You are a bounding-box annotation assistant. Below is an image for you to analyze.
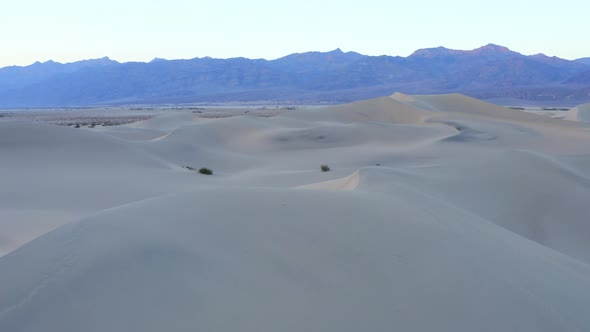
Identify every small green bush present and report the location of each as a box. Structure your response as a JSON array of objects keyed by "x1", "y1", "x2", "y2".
[
  {"x1": 199, "y1": 167, "x2": 213, "y2": 175},
  {"x1": 320, "y1": 164, "x2": 330, "y2": 172}
]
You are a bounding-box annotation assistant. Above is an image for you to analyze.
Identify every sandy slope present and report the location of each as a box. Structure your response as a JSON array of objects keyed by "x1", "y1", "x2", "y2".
[
  {"x1": 559, "y1": 103, "x2": 590, "y2": 123},
  {"x1": 0, "y1": 121, "x2": 206, "y2": 255},
  {"x1": 1, "y1": 93, "x2": 590, "y2": 331}
]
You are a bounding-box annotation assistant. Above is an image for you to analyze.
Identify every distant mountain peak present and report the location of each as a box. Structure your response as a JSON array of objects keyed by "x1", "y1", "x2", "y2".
[
  {"x1": 90, "y1": 56, "x2": 114, "y2": 62},
  {"x1": 275, "y1": 48, "x2": 364, "y2": 63},
  {"x1": 410, "y1": 46, "x2": 460, "y2": 57},
  {"x1": 72, "y1": 57, "x2": 118, "y2": 66},
  {"x1": 28, "y1": 60, "x2": 60, "y2": 68},
  {"x1": 1, "y1": 45, "x2": 589, "y2": 107},
  {"x1": 411, "y1": 44, "x2": 516, "y2": 58},
  {"x1": 473, "y1": 43, "x2": 512, "y2": 54},
  {"x1": 150, "y1": 57, "x2": 168, "y2": 63}
]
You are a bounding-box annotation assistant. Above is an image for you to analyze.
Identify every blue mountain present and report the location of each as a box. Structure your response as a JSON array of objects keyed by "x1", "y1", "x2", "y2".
[{"x1": 0, "y1": 45, "x2": 588, "y2": 107}]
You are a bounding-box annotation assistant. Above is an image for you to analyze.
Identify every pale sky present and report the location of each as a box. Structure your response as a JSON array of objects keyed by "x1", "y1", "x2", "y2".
[{"x1": 0, "y1": 0, "x2": 588, "y2": 67}]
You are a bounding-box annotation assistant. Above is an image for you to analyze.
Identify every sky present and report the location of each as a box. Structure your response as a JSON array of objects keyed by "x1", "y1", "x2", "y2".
[{"x1": 0, "y1": 0, "x2": 588, "y2": 67}]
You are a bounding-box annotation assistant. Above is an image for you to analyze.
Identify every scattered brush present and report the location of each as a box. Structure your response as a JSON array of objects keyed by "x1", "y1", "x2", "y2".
[
  {"x1": 199, "y1": 167, "x2": 213, "y2": 175},
  {"x1": 320, "y1": 164, "x2": 331, "y2": 172},
  {"x1": 183, "y1": 166, "x2": 212, "y2": 175}
]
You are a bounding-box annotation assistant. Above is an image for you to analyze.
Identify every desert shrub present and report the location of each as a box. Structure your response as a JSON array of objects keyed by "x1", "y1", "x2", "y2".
[
  {"x1": 199, "y1": 167, "x2": 213, "y2": 175},
  {"x1": 320, "y1": 164, "x2": 330, "y2": 172}
]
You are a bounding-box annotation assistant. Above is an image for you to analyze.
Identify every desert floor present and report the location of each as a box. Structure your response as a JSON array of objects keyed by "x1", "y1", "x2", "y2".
[{"x1": 1, "y1": 93, "x2": 590, "y2": 331}]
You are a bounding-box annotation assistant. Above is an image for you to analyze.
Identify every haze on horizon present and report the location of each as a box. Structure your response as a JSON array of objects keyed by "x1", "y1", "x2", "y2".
[{"x1": 0, "y1": 0, "x2": 588, "y2": 67}]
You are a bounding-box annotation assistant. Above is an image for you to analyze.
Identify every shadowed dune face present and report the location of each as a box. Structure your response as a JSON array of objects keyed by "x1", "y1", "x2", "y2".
[{"x1": 2, "y1": 93, "x2": 590, "y2": 331}]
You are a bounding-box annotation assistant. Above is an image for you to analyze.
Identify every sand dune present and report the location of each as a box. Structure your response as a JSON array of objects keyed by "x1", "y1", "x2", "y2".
[
  {"x1": 393, "y1": 92, "x2": 553, "y2": 122},
  {"x1": 1, "y1": 93, "x2": 590, "y2": 331},
  {"x1": 559, "y1": 103, "x2": 590, "y2": 123},
  {"x1": 284, "y1": 95, "x2": 434, "y2": 124},
  {"x1": 0, "y1": 121, "x2": 201, "y2": 255}
]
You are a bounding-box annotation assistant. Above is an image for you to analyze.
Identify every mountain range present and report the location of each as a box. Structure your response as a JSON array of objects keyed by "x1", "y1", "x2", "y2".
[{"x1": 1, "y1": 44, "x2": 589, "y2": 107}]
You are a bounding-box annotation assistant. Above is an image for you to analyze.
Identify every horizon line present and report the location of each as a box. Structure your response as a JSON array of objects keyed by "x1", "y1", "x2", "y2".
[{"x1": 3, "y1": 43, "x2": 588, "y2": 69}]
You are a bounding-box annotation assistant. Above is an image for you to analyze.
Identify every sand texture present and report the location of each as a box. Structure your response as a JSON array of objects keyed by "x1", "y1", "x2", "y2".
[{"x1": 1, "y1": 93, "x2": 590, "y2": 331}]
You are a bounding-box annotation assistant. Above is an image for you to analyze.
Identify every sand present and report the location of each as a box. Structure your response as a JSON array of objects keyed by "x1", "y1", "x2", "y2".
[
  {"x1": 558, "y1": 103, "x2": 590, "y2": 122},
  {"x1": 1, "y1": 93, "x2": 590, "y2": 331}
]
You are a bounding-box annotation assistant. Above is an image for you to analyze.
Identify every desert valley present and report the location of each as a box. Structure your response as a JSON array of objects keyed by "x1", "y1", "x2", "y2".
[
  {"x1": 4, "y1": 0, "x2": 590, "y2": 329},
  {"x1": 1, "y1": 92, "x2": 590, "y2": 331}
]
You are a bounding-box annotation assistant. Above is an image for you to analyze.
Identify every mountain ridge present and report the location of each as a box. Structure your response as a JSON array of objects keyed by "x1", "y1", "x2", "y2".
[{"x1": 1, "y1": 44, "x2": 589, "y2": 107}]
